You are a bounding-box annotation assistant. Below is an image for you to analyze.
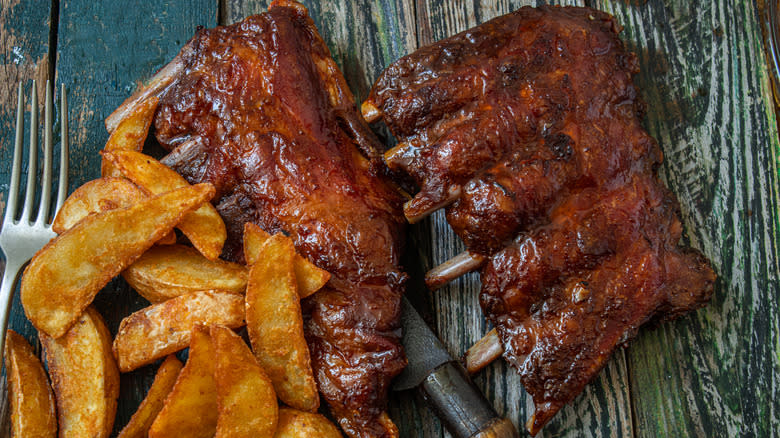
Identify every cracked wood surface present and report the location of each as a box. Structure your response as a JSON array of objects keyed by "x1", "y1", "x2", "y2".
[{"x1": 0, "y1": 0, "x2": 778, "y2": 437}]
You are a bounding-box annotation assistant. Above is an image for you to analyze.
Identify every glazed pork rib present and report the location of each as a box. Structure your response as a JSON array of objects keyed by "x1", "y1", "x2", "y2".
[
  {"x1": 364, "y1": 6, "x2": 715, "y2": 435},
  {"x1": 111, "y1": 2, "x2": 407, "y2": 436}
]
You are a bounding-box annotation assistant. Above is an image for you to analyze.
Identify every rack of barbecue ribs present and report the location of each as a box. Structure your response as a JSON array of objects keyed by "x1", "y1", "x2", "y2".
[
  {"x1": 363, "y1": 5, "x2": 716, "y2": 435},
  {"x1": 107, "y1": 1, "x2": 407, "y2": 436}
]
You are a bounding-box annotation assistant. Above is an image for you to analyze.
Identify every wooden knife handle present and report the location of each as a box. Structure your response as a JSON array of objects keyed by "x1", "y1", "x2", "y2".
[{"x1": 420, "y1": 361, "x2": 519, "y2": 438}]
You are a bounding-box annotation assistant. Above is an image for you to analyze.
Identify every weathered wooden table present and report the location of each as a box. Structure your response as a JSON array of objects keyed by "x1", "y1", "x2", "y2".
[{"x1": 1, "y1": 0, "x2": 778, "y2": 436}]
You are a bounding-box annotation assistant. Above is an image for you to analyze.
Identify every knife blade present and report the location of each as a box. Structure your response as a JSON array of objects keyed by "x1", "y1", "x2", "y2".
[{"x1": 396, "y1": 297, "x2": 519, "y2": 438}]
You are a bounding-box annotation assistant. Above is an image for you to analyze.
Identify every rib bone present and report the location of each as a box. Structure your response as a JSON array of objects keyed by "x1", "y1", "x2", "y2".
[
  {"x1": 425, "y1": 250, "x2": 486, "y2": 290},
  {"x1": 464, "y1": 328, "x2": 503, "y2": 373},
  {"x1": 105, "y1": 41, "x2": 194, "y2": 133}
]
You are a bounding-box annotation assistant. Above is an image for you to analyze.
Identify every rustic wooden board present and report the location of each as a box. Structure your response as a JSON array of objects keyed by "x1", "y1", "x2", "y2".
[
  {"x1": 0, "y1": 0, "x2": 54, "y2": 432},
  {"x1": 588, "y1": 0, "x2": 780, "y2": 436},
  {"x1": 1, "y1": 0, "x2": 778, "y2": 437}
]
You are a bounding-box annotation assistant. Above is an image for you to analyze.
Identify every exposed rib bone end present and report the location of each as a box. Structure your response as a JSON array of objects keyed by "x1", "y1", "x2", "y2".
[
  {"x1": 464, "y1": 328, "x2": 503, "y2": 374},
  {"x1": 361, "y1": 100, "x2": 382, "y2": 123},
  {"x1": 403, "y1": 185, "x2": 462, "y2": 224},
  {"x1": 383, "y1": 141, "x2": 414, "y2": 171},
  {"x1": 526, "y1": 403, "x2": 559, "y2": 436},
  {"x1": 425, "y1": 250, "x2": 486, "y2": 290},
  {"x1": 105, "y1": 41, "x2": 194, "y2": 133}
]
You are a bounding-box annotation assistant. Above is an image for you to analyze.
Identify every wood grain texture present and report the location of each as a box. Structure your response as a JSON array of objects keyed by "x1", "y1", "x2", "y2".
[
  {"x1": 50, "y1": 1, "x2": 216, "y2": 435},
  {"x1": 587, "y1": 1, "x2": 780, "y2": 436},
  {"x1": 0, "y1": 0, "x2": 778, "y2": 437},
  {"x1": 0, "y1": 0, "x2": 54, "y2": 433}
]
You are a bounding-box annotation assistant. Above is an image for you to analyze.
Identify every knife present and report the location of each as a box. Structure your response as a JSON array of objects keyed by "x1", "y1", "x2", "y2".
[{"x1": 396, "y1": 297, "x2": 519, "y2": 438}]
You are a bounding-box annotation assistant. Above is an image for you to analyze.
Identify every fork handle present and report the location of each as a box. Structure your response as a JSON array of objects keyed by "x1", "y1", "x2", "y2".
[{"x1": 0, "y1": 261, "x2": 23, "y2": 363}]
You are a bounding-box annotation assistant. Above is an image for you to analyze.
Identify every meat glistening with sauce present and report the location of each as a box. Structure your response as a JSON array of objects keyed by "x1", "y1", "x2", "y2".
[
  {"x1": 113, "y1": 2, "x2": 408, "y2": 436},
  {"x1": 364, "y1": 6, "x2": 716, "y2": 434}
]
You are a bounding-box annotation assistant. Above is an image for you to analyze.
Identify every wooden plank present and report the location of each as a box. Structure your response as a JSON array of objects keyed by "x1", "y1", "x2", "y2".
[
  {"x1": 0, "y1": 0, "x2": 54, "y2": 431},
  {"x1": 587, "y1": 0, "x2": 780, "y2": 436},
  {"x1": 0, "y1": 0, "x2": 53, "y2": 345},
  {"x1": 414, "y1": 1, "x2": 636, "y2": 437},
  {"x1": 53, "y1": 1, "x2": 216, "y2": 434}
]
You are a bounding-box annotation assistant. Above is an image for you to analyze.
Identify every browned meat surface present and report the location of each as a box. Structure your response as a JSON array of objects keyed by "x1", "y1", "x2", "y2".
[
  {"x1": 365, "y1": 5, "x2": 715, "y2": 435},
  {"x1": 150, "y1": 2, "x2": 407, "y2": 436}
]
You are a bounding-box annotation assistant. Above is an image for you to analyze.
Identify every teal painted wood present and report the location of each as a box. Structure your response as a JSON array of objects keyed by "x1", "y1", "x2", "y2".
[
  {"x1": 51, "y1": 1, "x2": 216, "y2": 434},
  {"x1": 0, "y1": 0, "x2": 53, "y2": 346},
  {"x1": 587, "y1": 0, "x2": 780, "y2": 436},
  {"x1": 0, "y1": 0, "x2": 54, "y2": 430},
  {"x1": 1, "y1": 1, "x2": 778, "y2": 437}
]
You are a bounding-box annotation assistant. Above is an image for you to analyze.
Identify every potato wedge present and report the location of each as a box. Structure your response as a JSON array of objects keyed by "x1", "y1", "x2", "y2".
[
  {"x1": 246, "y1": 233, "x2": 318, "y2": 412},
  {"x1": 101, "y1": 96, "x2": 159, "y2": 177},
  {"x1": 122, "y1": 245, "x2": 247, "y2": 303},
  {"x1": 52, "y1": 177, "x2": 144, "y2": 233},
  {"x1": 40, "y1": 307, "x2": 119, "y2": 438},
  {"x1": 211, "y1": 325, "x2": 277, "y2": 438},
  {"x1": 243, "y1": 223, "x2": 330, "y2": 298},
  {"x1": 117, "y1": 355, "x2": 183, "y2": 438},
  {"x1": 274, "y1": 408, "x2": 342, "y2": 438},
  {"x1": 52, "y1": 177, "x2": 176, "y2": 244},
  {"x1": 21, "y1": 183, "x2": 215, "y2": 338},
  {"x1": 149, "y1": 325, "x2": 217, "y2": 438},
  {"x1": 4, "y1": 330, "x2": 57, "y2": 438},
  {"x1": 103, "y1": 150, "x2": 226, "y2": 260},
  {"x1": 113, "y1": 290, "x2": 245, "y2": 372}
]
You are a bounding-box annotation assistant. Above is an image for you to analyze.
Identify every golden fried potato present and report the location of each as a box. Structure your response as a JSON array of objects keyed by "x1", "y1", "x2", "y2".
[
  {"x1": 21, "y1": 183, "x2": 215, "y2": 338},
  {"x1": 101, "y1": 96, "x2": 158, "y2": 177},
  {"x1": 149, "y1": 325, "x2": 217, "y2": 438},
  {"x1": 122, "y1": 245, "x2": 247, "y2": 303},
  {"x1": 103, "y1": 150, "x2": 226, "y2": 260},
  {"x1": 52, "y1": 177, "x2": 144, "y2": 233},
  {"x1": 211, "y1": 325, "x2": 277, "y2": 438},
  {"x1": 156, "y1": 230, "x2": 177, "y2": 245},
  {"x1": 40, "y1": 307, "x2": 119, "y2": 438},
  {"x1": 51, "y1": 177, "x2": 176, "y2": 244},
  {"x1": 243, "y1": 223, "x2": 330, "y2": 298},
  {"x1": 117, "y1": 355, "x2": 183, "y2": 438},
  {"x1": 4, "y1": 330, "x2": 57, "y2": 438},
  {"x1": 113, "y1": 290, "x2": 245, "y2": 372},
  {"x1": 245, "y1": 233, "x2": 318, "y2": 412},
  {"x1": 274, "y1": 408, "x2": 342, "y2": 438}
]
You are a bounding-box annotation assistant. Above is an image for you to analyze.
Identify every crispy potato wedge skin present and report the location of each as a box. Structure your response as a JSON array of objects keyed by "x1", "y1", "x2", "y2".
[
  {"x1": 21, "y1": 183, "x2": 215, "y2": 338},
  {"x1": 41, "y1": 307, "x2": 119, "y2": 438},
  {"x1": 113, "y1": 290, "x2": 245, "y2": 372},
  {"x1": 149, "y1": 326, "x2": 217, "y2": 438},
  {"x1": 246, "y1": 233, "x2": 319, "y2": 412},
  {"x1": 51, "y1": 176, "x2": 176, "y2": 244},
  {"x1": 4, "y1": 330, "x2": 57, "y2": 438},
  {"x1": 122, "y1": 245, "x2": 247, "y2": 303},
  {"x1": 52, "y1": 177, "x2": 144, "y2": 234},
  {"x1": 104, "y1": 150, "x2": 226, "y2": 260},
  {"x1": 101, "y1": 96, "x2": 159, "y2": 177},
  {"x1": 274, "y1": 408, "x2": 343, "y2": 438},
  {"x1": 211, "y1": 325, "x2": 278, "y2": 438},
  {"x1": 117, "y1": 355, "x2": 183, "y2": 438},
  {"x1": 243, "y1": 223, "x2": 330, "y2": 298}
]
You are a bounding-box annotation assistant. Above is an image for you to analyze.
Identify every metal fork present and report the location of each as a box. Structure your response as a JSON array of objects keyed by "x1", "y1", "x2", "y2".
[{"x1": 0, "y1": 80, "x2": 68, "y2": 357}]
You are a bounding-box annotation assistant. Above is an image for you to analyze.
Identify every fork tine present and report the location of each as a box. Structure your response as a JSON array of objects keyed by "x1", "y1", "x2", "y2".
[
  {"x1": 4, "y1": 83, "x2": 24, "y2": 223},
  {"x1": 20, "y1": 80, "x2": 38, "y2": 222},
  {"x1": 36, "y1": 80, "x2": 54, "y2": 225},
  {"x1": 55, "y1": 84, "x2": 69, "y2": 213}
]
